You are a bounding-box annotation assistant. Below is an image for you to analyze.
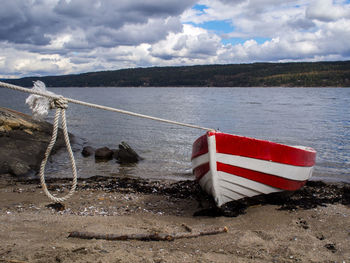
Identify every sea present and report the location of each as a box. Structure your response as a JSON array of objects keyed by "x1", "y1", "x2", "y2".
[{"x1": 1, "y1": 86, "x2": 349, "y2": 183}]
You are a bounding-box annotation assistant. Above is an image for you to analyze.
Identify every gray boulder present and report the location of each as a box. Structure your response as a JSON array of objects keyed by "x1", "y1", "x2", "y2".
[
  {"x1": 114, "y1": 141, "x2": 143, "y2": 164},
  {"x1": 82, "y1": 146, "x2": 95, "y2": 157},
  {"x1": 0, "y1": 107, "x2": 74, "y2": 177},
  {"x1": 95, "y1": 147, "x2": 114, "y2": 160}
]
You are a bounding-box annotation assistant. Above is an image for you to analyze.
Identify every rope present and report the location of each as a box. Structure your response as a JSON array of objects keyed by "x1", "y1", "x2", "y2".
[
  {"x1": 0, "y1": 80, "x2": 214, "y2": 202},
  {"x1": 39, "y1": 98, "x2": 77, "y2": 202},
  {"x1": 0, "y1": 81, "x2": 214, "y2": 131}
]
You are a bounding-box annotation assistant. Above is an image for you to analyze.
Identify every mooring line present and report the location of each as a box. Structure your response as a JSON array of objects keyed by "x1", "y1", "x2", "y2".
[
  {"x1": 0, "y1": 81, "x2": 214, "y2": 131},
  {"x1": 0, "y1": 80, "x2": 214, "y2": 202}
]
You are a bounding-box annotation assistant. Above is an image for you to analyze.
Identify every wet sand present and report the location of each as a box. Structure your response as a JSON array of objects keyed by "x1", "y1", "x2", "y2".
[{"x1": 0, "y1": 174, "x2": 349, "y2": 263}]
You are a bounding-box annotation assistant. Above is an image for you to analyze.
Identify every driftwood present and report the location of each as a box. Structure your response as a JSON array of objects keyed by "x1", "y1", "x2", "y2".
[{"x1": 68, "y1": 226, "x2": 228, "y2": 241}]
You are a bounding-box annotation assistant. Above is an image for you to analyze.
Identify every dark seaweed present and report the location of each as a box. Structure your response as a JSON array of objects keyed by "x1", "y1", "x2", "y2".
[{"x1": 16, "y1": 176, "x2": 350, "y2": 217}]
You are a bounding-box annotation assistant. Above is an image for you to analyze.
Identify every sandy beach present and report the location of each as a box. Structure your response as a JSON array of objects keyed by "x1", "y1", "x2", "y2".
[{"x1": 0, "y1": 173, "x2": 349, "y2": 263}]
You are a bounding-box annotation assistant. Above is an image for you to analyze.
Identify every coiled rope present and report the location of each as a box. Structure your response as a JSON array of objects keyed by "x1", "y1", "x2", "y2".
[{"x1": 0, "y1": 81, "x2": 213, "y2": 202}]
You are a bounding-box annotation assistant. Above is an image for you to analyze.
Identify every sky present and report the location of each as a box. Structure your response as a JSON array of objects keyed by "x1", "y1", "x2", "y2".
[{"x1": 1, "y1": 0, "x2": 350, "y2": 78}]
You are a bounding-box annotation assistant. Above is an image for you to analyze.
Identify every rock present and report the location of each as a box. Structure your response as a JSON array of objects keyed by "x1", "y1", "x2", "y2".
[
  {"x1": 324, "y1": 243, "x2": 337, "y2": 253},
  {"x1": 342, "y1": 186, "x2": 350, "y2": 205},
  {"x1": 82, "y1": 146, "x2": 95, "y2": 157},
  {"x1": 114, "y1": 141, "x2": 143, "y2": 163},
  {"x1": 95, "y1": 147, "x2": 113, "y2": 160},
  {"x1": 9, "y1": 161, "x2": 32, "y2": 177},
  {"x1": 0, "y1": 107, "x2": 75, "y2": 177}
]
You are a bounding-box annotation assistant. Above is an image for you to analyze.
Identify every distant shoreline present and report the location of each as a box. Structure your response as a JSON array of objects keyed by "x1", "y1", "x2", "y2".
[
  {"x1": 1, "y1": 85, "x2": 350, "y2": 89},
  {"x1": 2, "y1": 61, "x2": 350, "y2": 88}
]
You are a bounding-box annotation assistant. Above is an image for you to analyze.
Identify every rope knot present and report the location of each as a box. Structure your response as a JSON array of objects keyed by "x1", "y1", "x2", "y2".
[{"x1": 51, "y1": 96, "x2": 68, "y2": 109}]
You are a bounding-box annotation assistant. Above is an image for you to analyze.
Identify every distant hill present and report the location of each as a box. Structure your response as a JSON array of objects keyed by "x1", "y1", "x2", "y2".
[{"x1": 2, "y1": 61, "x2": 350, "y2": 87}]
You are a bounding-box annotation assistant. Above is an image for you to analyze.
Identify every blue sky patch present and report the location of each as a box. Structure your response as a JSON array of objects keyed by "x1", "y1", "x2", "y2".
[
  {"x1": 199, "y1": 20, "x2": 234, "y2": 34},
  {"x1": 188, "y1": 18, "x2": 272, "y2": 46},
  {"x1": 192, "y1": 4, "x2": 208, "y2": 13},
  {"x1": 222, "y1": 37, "x2": 271, "y2": 46},
  {"x1": 187, "y1": 19, "x2": 234, "y2": 35},
  {"x1": 191, "y1": 4, "x2": 234, "y2": 35}
]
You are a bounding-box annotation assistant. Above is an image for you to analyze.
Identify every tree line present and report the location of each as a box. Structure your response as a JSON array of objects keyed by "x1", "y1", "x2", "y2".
[{"x1": 2, "y1": 61, "x2": 350, "y2": 87}]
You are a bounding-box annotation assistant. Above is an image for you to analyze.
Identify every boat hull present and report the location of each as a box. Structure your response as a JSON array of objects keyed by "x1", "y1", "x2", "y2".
[{"x1": 191, "y1": 131, "x2": 316, "y2": 207}]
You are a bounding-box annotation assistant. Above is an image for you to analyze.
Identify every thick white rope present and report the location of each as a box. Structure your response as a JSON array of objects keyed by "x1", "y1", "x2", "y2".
[
  {"x1": 0, "y1": 81, "x2": 214, "y2": 131},
  {"x1": 39, "y1": 98, "x2": 77, "y2": 202},
  {"x1": 0, "y1": 80, "x2": 214, "y2": 202}
]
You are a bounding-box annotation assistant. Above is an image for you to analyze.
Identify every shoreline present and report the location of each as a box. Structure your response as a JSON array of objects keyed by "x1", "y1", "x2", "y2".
[{"x1": 1, "y1": 173, "x2": 349, "y2": 262}]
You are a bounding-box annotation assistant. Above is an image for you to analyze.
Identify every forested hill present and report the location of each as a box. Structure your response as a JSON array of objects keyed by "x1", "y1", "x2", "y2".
[{"x1": 2, "y1": 61, "x2": 350, "y2": 87}]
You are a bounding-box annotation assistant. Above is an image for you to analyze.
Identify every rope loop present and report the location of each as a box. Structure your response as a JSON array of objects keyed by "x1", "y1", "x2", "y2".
[
  {"x1": 0, "y1": 80, "x2": 216, "y2": 202},
  {"x1": 39, "y1": 106, "x2": 77, "y2": 203}
]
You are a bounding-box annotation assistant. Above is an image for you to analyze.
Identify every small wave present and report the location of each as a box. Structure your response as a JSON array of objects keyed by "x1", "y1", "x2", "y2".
[{"x1": 246, "y1": 101, "x2": 262, "y2": 105}]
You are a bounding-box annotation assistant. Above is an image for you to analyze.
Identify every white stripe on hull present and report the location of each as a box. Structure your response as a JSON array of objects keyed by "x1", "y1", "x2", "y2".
[
  {"x1": 198, "y1": 170, "x2": 282, "y2": 206},
  {"x1": 192, "y1": 134, "x2": 314, "y2": 207},
  {"x1": 192, "y1": 152, "x2": 313, "y2": 182},
  {"x1": 192, "y1": 153, "x2": 313, "y2": 184},
  {"x1": 219, "y1": 188, "x2": 246, "y2": 205},
  {"x1": 192, "y1": 153, "x2": 209, "y2": 169},
  {"x1": 216, "y1": 153, "x2": 313, "y2": 181},
  {"x1": 218, "y1": 171, "x2": 281, "y2": 195}
]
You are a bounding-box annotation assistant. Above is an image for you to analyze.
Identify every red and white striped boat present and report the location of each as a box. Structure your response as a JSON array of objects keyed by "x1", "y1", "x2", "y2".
[{"x1": 191, "y1": 131, "x2": 316, "y2": 207}]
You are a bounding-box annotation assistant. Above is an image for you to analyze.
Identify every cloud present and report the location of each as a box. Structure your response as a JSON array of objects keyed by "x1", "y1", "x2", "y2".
[
  {"x1": 0, "y1": 0, "x2": 195, "y2": 47},
  {"x1": 149, "y1": 24, "x2": 221, "y2": 62},
  {"x1": 0, "y1": 43, "x2": 73, "y2": 77},
  {"x1": 0, "y1": 0, "x2": 350, "y2": 78},
  {"x1": 181, "y1": 0, "x2": 350, "y2": 62},
  {"x1": 306, "y1": 0, "x2": 350, "y2": 22},
  {"x1": 0, "y1": 0, "x2": 196, "y2": 77},
  {"x1": 0, "y1": 0, "x2": 59, "y2": 45}
]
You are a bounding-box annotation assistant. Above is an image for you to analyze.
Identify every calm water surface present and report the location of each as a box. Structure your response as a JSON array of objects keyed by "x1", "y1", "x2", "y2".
[{"x1": 1, "y1": 87, "x2": 349, "y2": 182}]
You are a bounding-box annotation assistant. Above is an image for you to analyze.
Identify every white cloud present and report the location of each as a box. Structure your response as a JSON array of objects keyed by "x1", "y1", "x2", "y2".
[
  {"x1": 181, "y1": 0, "x2": 350, "y2": 62},
  {"x1": 149, "y1": 24, "x2": 222, "y2": 64},
  {"x1": 0, "y1": 43, "x2": 73, "y2": 78},
  {"x1": 306, "y1": 0, "x2": 350, "y2": 21},
  {"x1": 0, "y1": 0, "x2": 350, "y2": 78}
]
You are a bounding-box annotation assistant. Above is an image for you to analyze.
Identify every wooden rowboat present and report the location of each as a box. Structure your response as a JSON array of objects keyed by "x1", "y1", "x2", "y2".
[{"x1": 191, "y1": 131, "x2": 316, "y2": 207}]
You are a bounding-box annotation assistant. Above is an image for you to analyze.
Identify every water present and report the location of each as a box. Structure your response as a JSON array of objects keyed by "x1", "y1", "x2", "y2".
[{"x1": 1, "y1": 86, "x2": 349, "y2": 183}]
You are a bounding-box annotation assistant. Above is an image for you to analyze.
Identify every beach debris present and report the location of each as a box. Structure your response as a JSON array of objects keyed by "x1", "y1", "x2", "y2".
[
  {"x1": 68, "y1": 226, "x2": 228, "y2": 241},
  {"x1": 296, "y1": 218, "x2": 309, "y2": 230},
  {"x1": 10, "y1": 174, "x2": 350, "y2": 218},
  {"x1": 46, "y1": 202, "x2": 65, "y2": 211},
  {"x1": 181, "y1": 223, "x2": 193, "y2": 232},
  {"x1": 324, "y1": 243, "x2": 337, "y2": 253},
  {"x1": 316, "y1": 233, "x2": 325, "y2": 240}
]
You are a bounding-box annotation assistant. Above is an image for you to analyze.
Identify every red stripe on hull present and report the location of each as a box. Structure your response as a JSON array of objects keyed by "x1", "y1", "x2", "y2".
[
  {"x1": 213, "y1": 132, "x2": 316, "y2": 167},
  {"x1": 217, "y1": 162, "x2": 307, "y2": 191},
  {"x1": 193, "y1": 162, "x2": 210, "y2": 181},
  {"x1": 191, "y1": 134, "x2": 208, "y2": 160}
]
